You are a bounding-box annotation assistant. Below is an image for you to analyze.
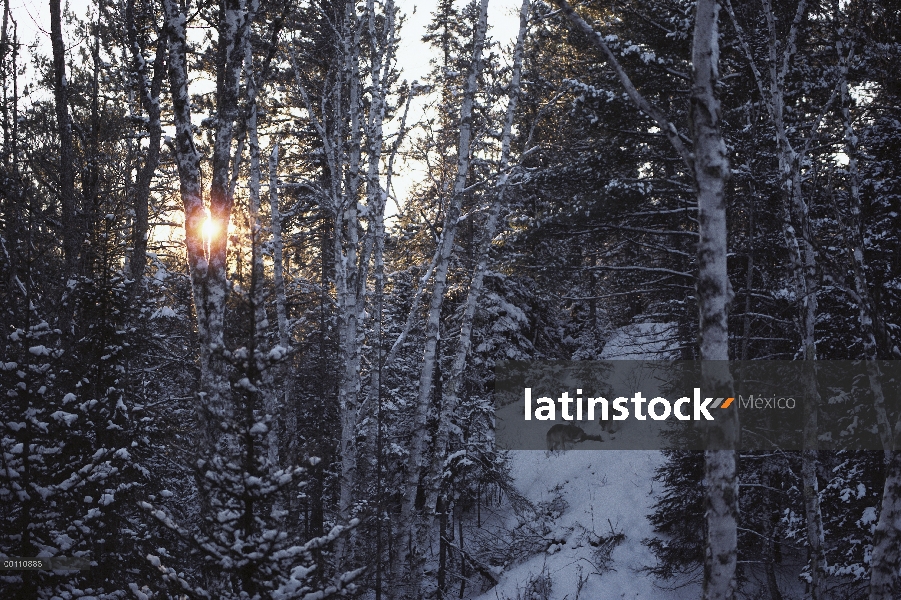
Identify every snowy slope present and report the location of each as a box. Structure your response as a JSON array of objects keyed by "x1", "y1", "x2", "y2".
[{"x1": 475, "y1": 324, "x2": 699, "y2": 600}]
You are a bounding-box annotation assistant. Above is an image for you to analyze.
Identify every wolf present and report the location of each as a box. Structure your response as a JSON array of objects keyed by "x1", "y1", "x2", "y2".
[
  {"x1": 600, "y1": 418, "x2": 622, "y2": 436},
  {"x1": 545, "y1": 424, "x2": 604, "y2": 451}
]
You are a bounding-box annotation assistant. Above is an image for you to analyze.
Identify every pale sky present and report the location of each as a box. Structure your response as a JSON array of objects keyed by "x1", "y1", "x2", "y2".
[
  {"x1": 397, "y1": 0, "x2": 524, "y2": 83},
  {"x1": 8, "y1": 0, "x2": 524, "y2": 87},
  {"x1": 7, "y1": 0, "x2": 525, "y2": 212},
  {"x1": 391, "y1": 0, "x2": 525, "y2": 208}
]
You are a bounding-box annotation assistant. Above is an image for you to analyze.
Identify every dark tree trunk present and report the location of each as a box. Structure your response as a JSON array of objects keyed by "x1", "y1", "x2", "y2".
[{"x1": 49, "y1": 0, "x2": 79, "y2": 284}]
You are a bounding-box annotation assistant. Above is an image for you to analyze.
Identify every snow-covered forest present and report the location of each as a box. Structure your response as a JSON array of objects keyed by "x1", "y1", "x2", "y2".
[{"x1": 1, "y1": 0, "x2": 900, "y2": 598}]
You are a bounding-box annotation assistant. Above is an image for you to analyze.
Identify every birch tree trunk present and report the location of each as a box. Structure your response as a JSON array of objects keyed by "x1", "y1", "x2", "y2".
[
  {"x1": 837, "y1": 50, "x2": 887, "y2": 365},
  {"x1": 361, "y1": 3, "x2": 394, "y2": 584},
  {"x1": 691, "y1": 3, "x2": 737, "y2": 600},
  {"x1": 333, "y1": 0, "x2": 366, "y2": 567},
  {"x1": 552, "y1": 3, "x2": 738, "y2": 595},
  {"x1": 724, "y1": 4, "x2": 828, "y2": 594},
  {"x1": 162, "y1": 0, "x2": 228, "y2": 454},
  {"x1": 424, "y1": 0, "x2": 529, "y2": 541},
  {"x1": 398, "y1": 0, "x2": 489, "y2": 594},
  {"x1": 288, "y1": 3, "x2": 368, "y2": 555},
  {"x1": 834, "y1": 36, "x2": 893, "y2": 451},
  {"x1": 362, "y1": 0, "x2": 395, "y2": 451},
  {"x1": 765, "y1": 5, "x2": 827, "y2": 595},
  {"x1": 160, "y1": 1, "x2": 250, "y2": 593},
  {"x1": 162, "y1": 0, "x2": 252, "y2": 532},
  {"x1": 831, "y1": 26, "x2": 901, "y2": 600},
  {"x1": 242, "y1": 27, "x2": 284, "y2": 474},
  {"x1": 871, "y1": 447, "x2": 901, "y2": 600},
  {"x1": 269, "y1": 143, "x2": 289, "y2": 349}
]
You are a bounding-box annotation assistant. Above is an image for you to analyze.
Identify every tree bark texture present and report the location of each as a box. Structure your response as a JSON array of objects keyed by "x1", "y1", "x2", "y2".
[
  {"x1": 552, "y1": 2, "x2": 739, "y2": 595},
  {"x1": 399, "y1": 0, "x2": 489, "y2": 594},
  {"x1": 423, "y1": 0, "x2": 530, "y2": 548},
  {"x1": 691, "y1": 3, "x2": 737, "y2": 600},
  {"x1": 125, "y1": 0, "x2": 165, "y2": 300},
  {"x1": 49, "y1": 0, "x2": 79, "y2": 285}
]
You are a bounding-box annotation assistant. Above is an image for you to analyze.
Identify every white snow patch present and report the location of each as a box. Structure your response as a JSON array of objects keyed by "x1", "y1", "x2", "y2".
[
  {"x1": 54, "y1": 533, "x2": 75, "y2": 551},
  {"x1": 51, "y1": 411, "x2": 78, "y2": 426},
  {"x1": 268, "y1": 345, "x2": 288, "y2": 361},
  {"x1": 151, "y1": 306, "x2": 178, "y2": 319},
  {"x1": 858, "y1": 506, "x2": 877, "y2": 527},
  {"x1": 474, "y1": 450, "x2": 699, "y2": 600},
  {"x1": 478, "y1": 324, "x2": 696, "y2": 599},
  {"x1": 128, "y1": 583, "x2": 150, "y2": 600}
]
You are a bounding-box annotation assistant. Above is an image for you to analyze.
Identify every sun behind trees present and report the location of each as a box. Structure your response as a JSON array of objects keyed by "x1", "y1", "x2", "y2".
[{"x1": 1, "y1": 0, "x2": 900, "y2": 599}]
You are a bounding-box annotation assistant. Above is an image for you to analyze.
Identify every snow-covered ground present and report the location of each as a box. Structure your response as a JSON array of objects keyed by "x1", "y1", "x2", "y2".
[
  {"x1": 475, "y1": 450, "x2": 699, "y2": 600},
  {"x1": 475, "y1": 324, "x2": 699, "y2": 599}
]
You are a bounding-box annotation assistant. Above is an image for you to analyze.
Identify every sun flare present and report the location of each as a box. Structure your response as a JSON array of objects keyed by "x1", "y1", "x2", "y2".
[{"x1": 201, "y1": 214, "x2": 216, "y2": 241}]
